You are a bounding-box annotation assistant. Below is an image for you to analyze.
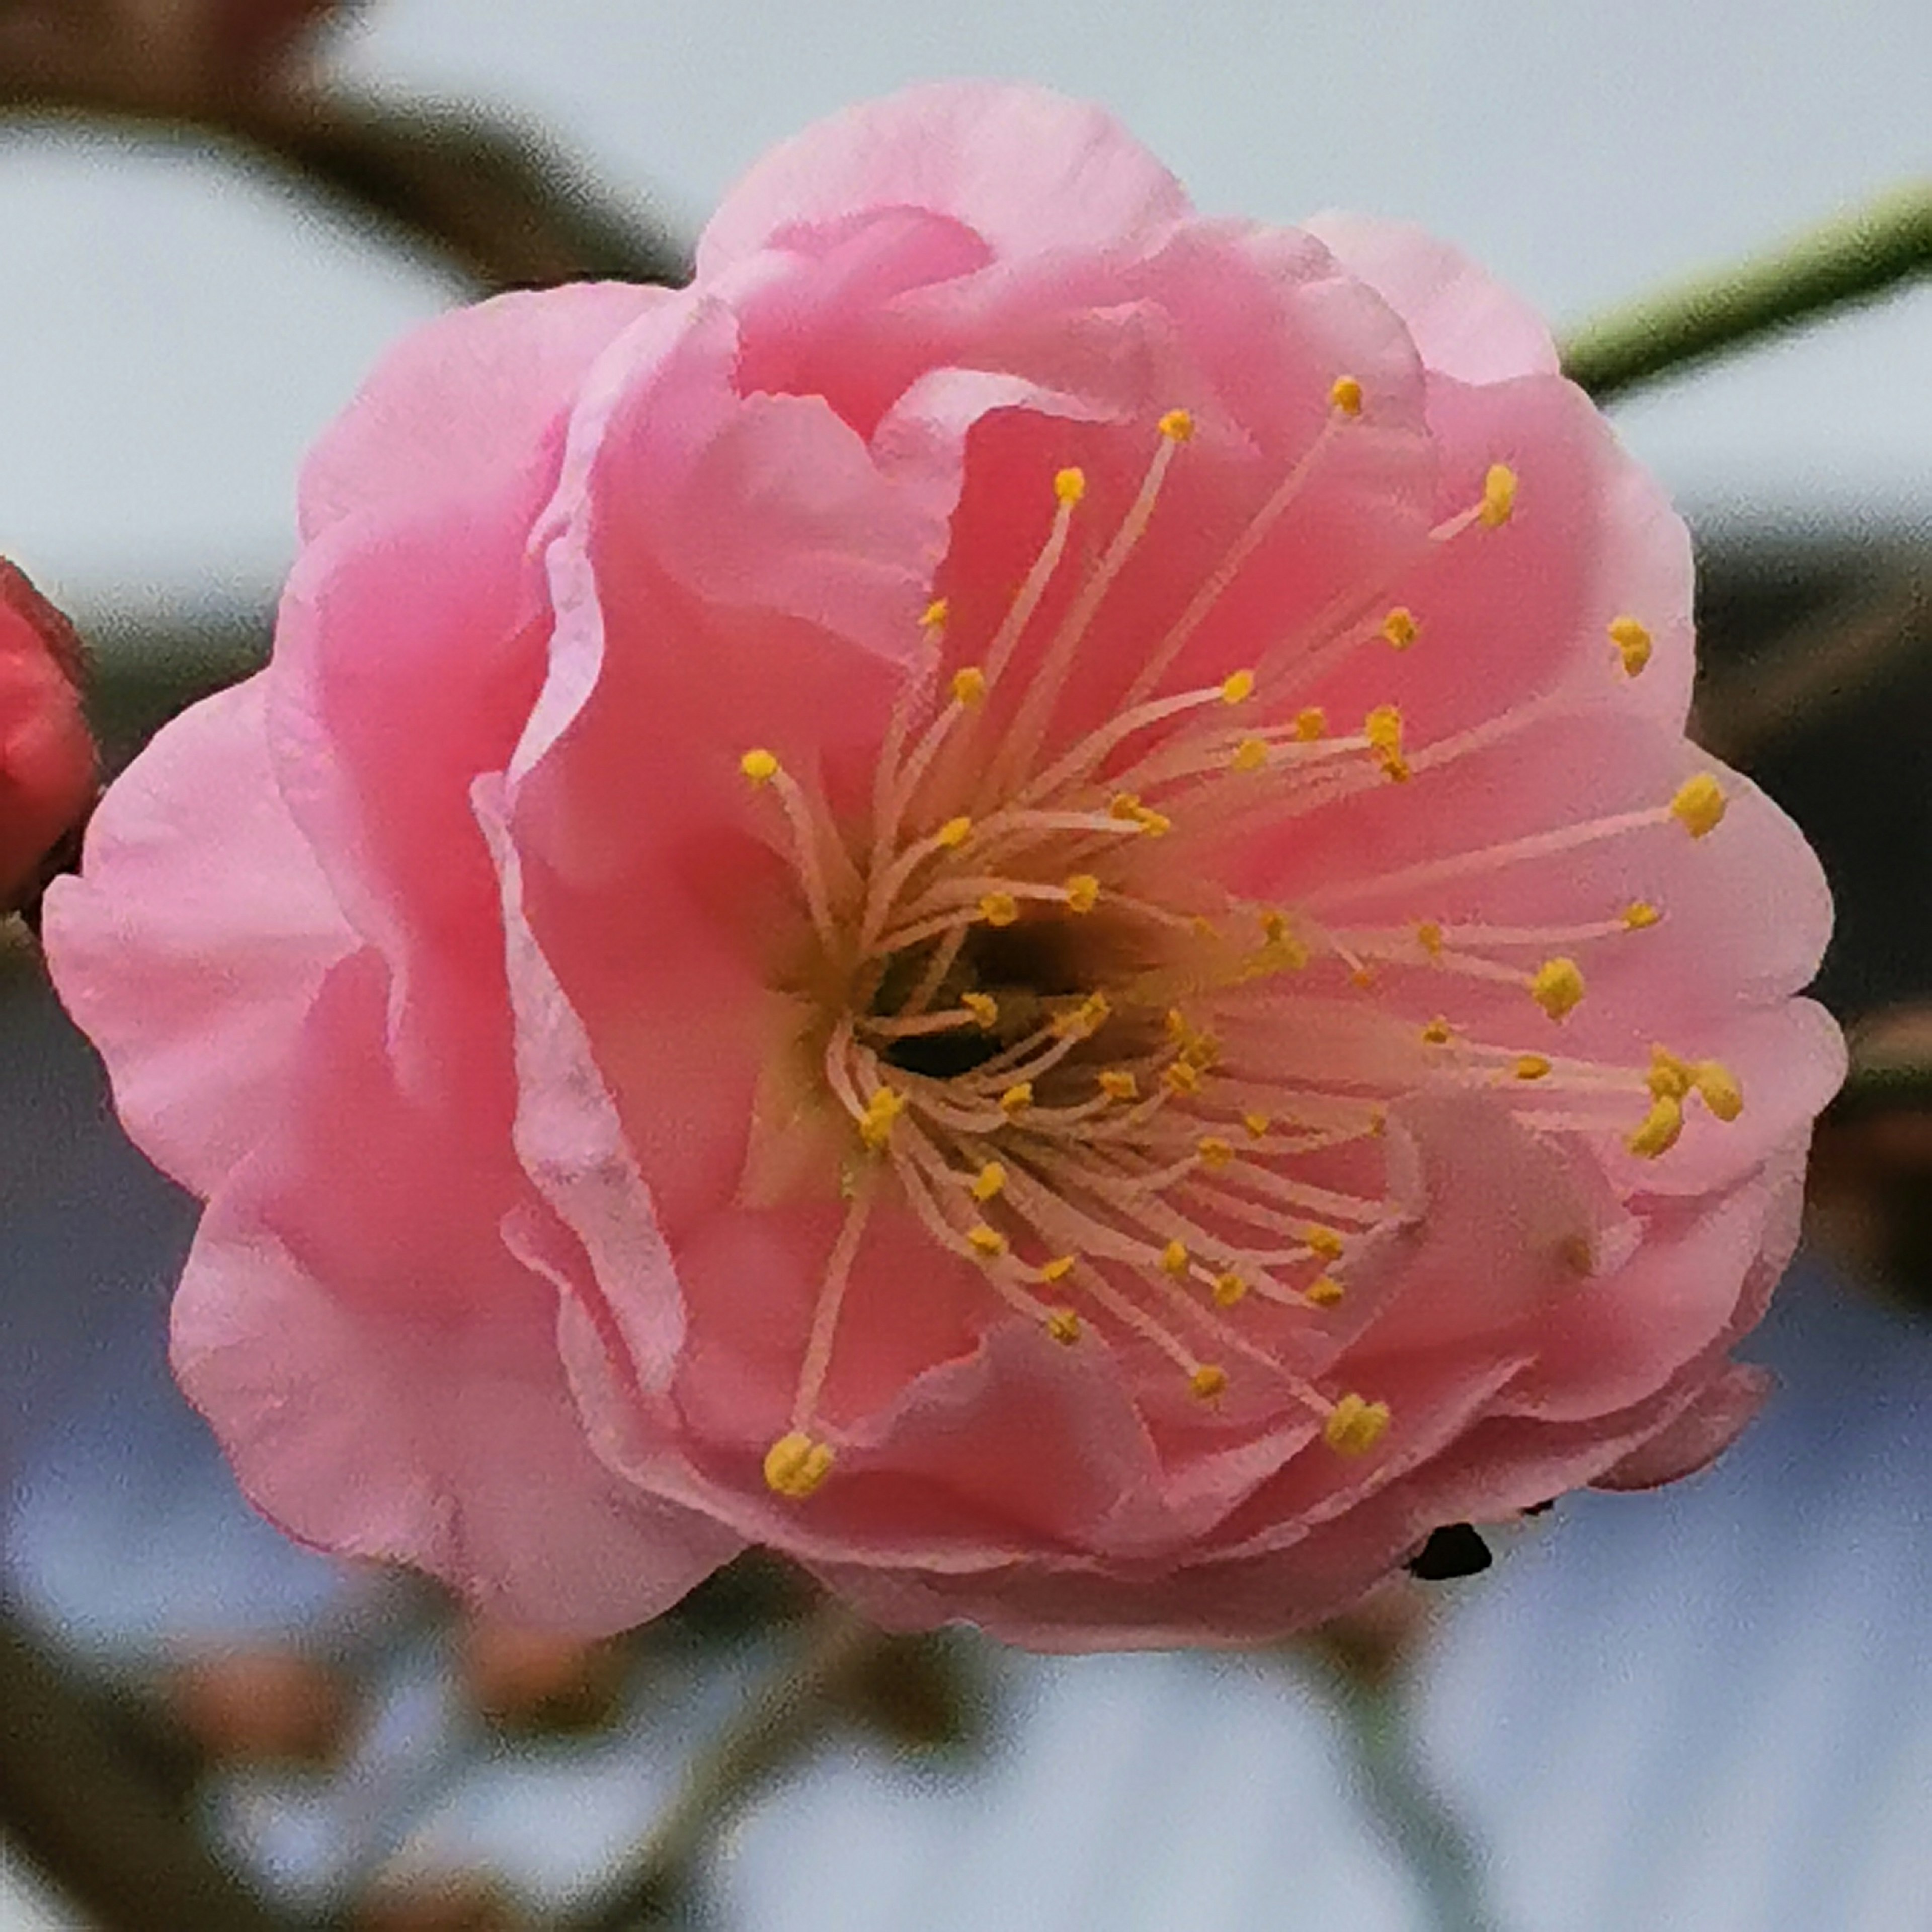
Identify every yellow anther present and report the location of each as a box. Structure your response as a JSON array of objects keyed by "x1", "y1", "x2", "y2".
[
  {"x1": 920, "y1": 598, "x2": 950, "y2": 631},
  {"x1": 1513, "y1": 1053, "x2": 1553, "y2": 1081},
  {"x1": 1099, "y1": 1069, "x2": 1139, "y2": 1102},
  {"x1": 966, "y1": 1223, "x2": 1008, "y2": 1260},
  {"x1": 1108, "y1": 790, "x2": 1171, "y2": 836},
  {"x1": 1166, "y1": 1008, "x2": 1193, "y2": 1041},
  {"x1": 951, "y1": 665, "x2": 988, "y2": 707},
  {"x1": 1231, "y1": 736, "x2": 1269, "y2": 773},
  {"x1": 1212, "y1": 1271, "x2": 1247, "y2": 1307},
  {"x1": 1158, "y1": 407, "x2": 1195, "y2": 442},
  {"x1": 1627, "y1": 1093, "x2": 1684, "y2": 1158},
  {"x1": 962, "y1": 991, "x2": 999, "y2": 1030},
  {"x1": 1324, "y1": 1393, "x2": 1391, "y2": 1456},
  {"x1": 1671, "y1": 773, "x2": 1726, "y2": 838},
  {"x1": 979, "y1": 892, "x2": 1020, "y2": 927},
  {"x1": 1306, "y1": 1226, "x2": 1346, "y2": 1262},
  {"x1": 1161, "y1": 1239, "x2": 1191, "y2": 1278},
  {"x1": 1369, "y1": 1105, "x2": 1388, "y2": 1135},
  {"x1": 1053, "y1": 991, "x2": 1110, "y2": 1039},
  {"x1": 739, "y1": 747, "x2": 780, "y2": 787},
  {"x1": 1381, "y1": 606, "x2": 1419, "y2": 651},
  {"x1": 1180, "y1": 1034, "x2": 1220, "y2": 1072},
  {"x1": 1197, "y1": 1136, "x2": 1234, "y2": 1168},
  {"x1": 1039, "y1": 1254, "x2": 1077, "y2": 1284},
  {"x1": 1352, "y1": 964, "x2": 1379, "y2": 989},
  {"x1": 1163, "y1": 1059, "x2": 1202, "y2": 1096},
  {"x1": 1221, "y1": 668, "x2": 1257, "y2": 705},
  {"x1": 936, "y1": 815, "x2": 974, "y2": 849},
  {"x1": 1421, "y1": 1016, "x2": 1454, "y2": 1046},
  {"x1": 1530, "y1": 956, "x2": 1586, "y2": 1021},
  {"x1": 1416, "y1": 920, "x2": 1444, "y2": 956},
  {"x1": 1330, "y1": 374, "x2": 1365, "y2": 417},
  {"x1": 857, "y1": 1087, "x2": 905, "y2": 1151},
  {"x1": 1259, "y1": 909, "x2": 1291, "y2": 946},
  {"x1": 1365, "y1": 704, "x2": 1410, "y2": 780},
  {"x1": 1054, "y1": 466, "x2": 1087, "y2": 504},
  {"x1": 1190, "y1": 915, "x2": 1221, "y2": 939},
  {"x1": 1045, "y1": 1308, "x2": 1083, "y2": 1346},
  {"x1": 1479, "y1": 462, "x2": 1518, "y2": 528},
  {"x1": 969, "y1": 1161, "x2": 1007, "y2": 1203},
  {"x1": 1622, "y1": 899, "x2": 1661, "y2": 929},
  {"x1": 1190, "y1": 1364, "x2": 1229, "y2": 1401},
  {"x1": 1609, "y1": 615, "x2": 1652, "y2": 676},
  {"x1": 1647, "y1": 1046, "x2": 1693, "y2": 1100},
  {"x1": 1305, "y1": 1275, "x2": 1345, "y2": 1309},
  {"x1": 1064, "y1": 873, "x2": 1101, "y2": 914},
  {"x1": 764, "y1": 1432, "x2": 834, "y2": 1499},
  {"x1": 1241, "y1": 1110, "x2": 1272, "y2": 1139},
  {"x1": 1692, "y1": 1060, "x2": 1744, "y2": 1121},
  {"x1": 1294, "y1": 707, "x2": 1327, "y2": 741},
  {"x1": 999, "y1": 1081, "x2": 1034, "y2": 1117}
]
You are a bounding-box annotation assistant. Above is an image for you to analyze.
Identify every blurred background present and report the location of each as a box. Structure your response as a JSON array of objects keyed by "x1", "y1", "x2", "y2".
[{"x1": 3, "y1": 3, "x2": 1930, "y2": 1927}]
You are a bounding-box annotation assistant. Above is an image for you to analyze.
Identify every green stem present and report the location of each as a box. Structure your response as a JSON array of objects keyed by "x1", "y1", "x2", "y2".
[
  {"x1": 1560, "y1": 182, "x2": 1932, "y2": 401},
  {"x1": 1325, "y1": 1674, "x2": 1501, "y2": 1932}
]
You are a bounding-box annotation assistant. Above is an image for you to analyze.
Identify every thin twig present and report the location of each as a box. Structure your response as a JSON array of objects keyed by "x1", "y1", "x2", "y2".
[
  {"x1": 0, "y1": 1609, "x2": 297, "y2": 1932},
  {"x1": 1321, "y1": 1671, "x2": 1503, "y2": 1932},
  {"x1": 569, "y1": 1605, "x2": 883, "y2": 1931},
  {"x1": 1561, "y1": 182, "x2": 1932, "y2": 403},
  {"x1": 0, "y1": 74, "x2": 689, "y2": 292}
]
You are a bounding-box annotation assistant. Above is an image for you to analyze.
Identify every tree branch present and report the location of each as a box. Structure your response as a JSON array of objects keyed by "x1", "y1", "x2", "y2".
[{"x1": 1561, "y1": 182, "x2": 1932, "y2": 403}]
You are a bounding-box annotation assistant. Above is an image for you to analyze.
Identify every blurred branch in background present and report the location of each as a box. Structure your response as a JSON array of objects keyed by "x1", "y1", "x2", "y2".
[
  {"x1": 0, "y1": 0, "x2": 689, "y2": 291},
  {"x1": 1559, "y1": 181, "x2": 1932, "y2": 401},
  {"x1": 0, "y1": 1611, "x2": 289, "y2": 1932}
]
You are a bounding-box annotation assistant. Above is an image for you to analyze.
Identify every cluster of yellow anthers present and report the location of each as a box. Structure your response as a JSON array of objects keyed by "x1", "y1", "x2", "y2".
[{"x1": 742, "y1": 382, "x2": 1741, "y2": 1502}]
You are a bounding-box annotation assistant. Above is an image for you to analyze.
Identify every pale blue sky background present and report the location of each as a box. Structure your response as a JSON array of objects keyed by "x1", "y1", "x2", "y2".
[{"x1": 0, "y1": 0, "x2": 1927, "y2": 626}]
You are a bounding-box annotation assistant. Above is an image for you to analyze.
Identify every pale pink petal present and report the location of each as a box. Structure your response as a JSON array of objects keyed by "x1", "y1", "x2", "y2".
[
  {"x1": 298, "y1": 283, "x2": 665, "y2": 540},
  {"x1": 1590, "y1": 1362, "x2": 1774, "y2": 1490},
  {"x1": 1303, "y1": 213, "x2": 1560, "y2": 385},
  {"x1": 698, "y1": 82, "x2": 1190, "y2": 279},
  {"x1": 172, "y1": 951, "x2": 739, "y2": 1631},
  {"x1": 43, "y1": 677, "x2": 355, "y2": 1196}
]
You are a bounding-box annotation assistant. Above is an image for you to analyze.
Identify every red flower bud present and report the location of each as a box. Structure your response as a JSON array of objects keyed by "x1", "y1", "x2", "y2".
[{"x1": 0, "y1": 560, "x2": 95, "y2": 916}]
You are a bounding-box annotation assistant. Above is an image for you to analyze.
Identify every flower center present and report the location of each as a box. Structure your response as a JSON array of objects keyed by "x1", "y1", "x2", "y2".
[{"x1": 738, "y1": 389, "x2": 1743, "y2": 1500}]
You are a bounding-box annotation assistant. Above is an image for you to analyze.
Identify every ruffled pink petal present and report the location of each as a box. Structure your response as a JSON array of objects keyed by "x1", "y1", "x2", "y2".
[
  {"x1": 698, "y1": 82, "x2": 1191, "y2": 280},
  {"x1": 1589, "y1": 1361, "x2": 1773, "y2": 1490},
  {"x1": 42, "y1": 677, "x2": 355, "y2": 1196},
  {"x1": 298, "y1": 283, "x2": 665, "y2": 540},
  {"x1": 1303, "y1": 213, "x2": 1560, "y2": 386},
  {"x1": 172, "y1": 949, "x2": 739, "y2": 1631}
]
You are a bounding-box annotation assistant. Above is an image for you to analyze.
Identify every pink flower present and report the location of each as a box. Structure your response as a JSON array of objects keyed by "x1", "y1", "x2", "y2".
[
  {"x1": 46, "y1": 84, "x2": 1842, "y2": 1648},
  {"x1": 1, "y1": 559, "x2": 94, "y2": 916}
]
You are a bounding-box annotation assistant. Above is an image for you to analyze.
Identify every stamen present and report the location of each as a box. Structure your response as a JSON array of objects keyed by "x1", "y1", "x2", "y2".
[
  {"x1": 1622, "y1": 900, "x2": 1662, "y2": 929},
  {"x1": 1609, "y1": 615, "x2": 1652, "y2": 676},
  {"x1": 1330, "y1": 375, "x2": 1365, "y2": 417},
  {"x1": 1190, "y1": 1364, "x2": 1229, "y2": 1400},
  {"x1": 970, "y1": 1161, "x2": 1007, "y2": 1203},
  {"x1": 1628, "y1": 1093, "x2": 1684, "y2": 1157},
  {"x1": 1381, "y1": 606, "x2": 1419, "y2": 651},
  {"x1": 1324, "y1": 1393, "x2": 1392, "y2": 1455},
  {"x1": 1479, "y1": 463, "x2": 1518, "y2": 528},
  {"x1": 1528, "y1": 956, "x2": 1586, "y2": 1021},
  {"x1": 740, "y1": 748, "x2": 780, "y2": 786},
  {"x1": 1671, "y1": 774, "x2": 1726, "y2": 838},
  {"x1": 764, "y1": 1432, "x2": 834, "y2": 1499},
  {"x1": 1305, "y1": 1276, "x2": 1345, "y2": 1308}
]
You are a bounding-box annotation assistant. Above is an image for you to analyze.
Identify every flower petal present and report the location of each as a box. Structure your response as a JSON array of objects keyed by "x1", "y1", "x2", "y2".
[
  {"x1": 698, "y1": 82, "x2": 1190, "y2": 279},
  {"x1": 43, "y1": 677, "x2": 355, "y2": 1196}
]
